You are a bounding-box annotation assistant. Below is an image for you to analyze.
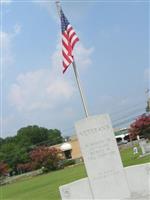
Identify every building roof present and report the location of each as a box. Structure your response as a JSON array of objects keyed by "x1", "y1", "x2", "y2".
[
  {"x1": 60, "y1": 142, "x2": 72, "y2": 151},
  {"x1": 114, "y1": 128, "x2": 129, "y2": 136}
]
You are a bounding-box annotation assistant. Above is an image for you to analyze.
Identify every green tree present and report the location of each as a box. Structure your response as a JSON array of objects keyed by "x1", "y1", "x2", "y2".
[
  {"x1": 16, "y1": 125, "x2": 47, "y2": 146},
  {"x1": 48, "y1": 129, "x2": 63, "y2": 145},
  {"x1": 16, "y1": 125, "x2": 63, "y2": 146},
  {"x1": 0, "y1": 142, "x2": 29, "y2": 170},
  {"x1": 0, "y1": 125, "x2": 64, "y2": 172}
]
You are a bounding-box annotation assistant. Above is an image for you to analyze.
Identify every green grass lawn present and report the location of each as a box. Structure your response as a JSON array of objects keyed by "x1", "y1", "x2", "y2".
[
  {"x1": 1, "y1": 146, "x2": 150, "y2": 200},
  {"x1": 120, "y1": 145, "x2": 150, "y2": 167},
  {"x1": 0, "y1": 164, "x2": 87, "y2": 200}
]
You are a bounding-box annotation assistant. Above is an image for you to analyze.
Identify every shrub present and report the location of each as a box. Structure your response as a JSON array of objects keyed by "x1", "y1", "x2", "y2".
[
  {"x1": 62, "y1": 159, "x2": 76, "y2": 167},
  {"x1": 30, "y1": 146, "x2": 63, "y2": 171},
  {"x1": 17, "y1": 163, "x2": 32, "y2": 173},
  {"x1": 0, "y1": 162, "x2": 9, "y2": 177},
  {"x1": 129, "y1": 114, "x2": 150, "y2": 140}
]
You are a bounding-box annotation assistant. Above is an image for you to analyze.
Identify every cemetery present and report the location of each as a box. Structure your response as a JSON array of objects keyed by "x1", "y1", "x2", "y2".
[
  {"x1": 1, "y1": 114, "x2": 150, "y2": 200},
  {"x1": 1, "y1": 1, "x2": 149, "y2": 200},
  {"x1": 59, "y1": 114, "x2": 150, "y2": 200},
  {"x1": 1, "y1": 146, "x2": 150, "y2": 200}
]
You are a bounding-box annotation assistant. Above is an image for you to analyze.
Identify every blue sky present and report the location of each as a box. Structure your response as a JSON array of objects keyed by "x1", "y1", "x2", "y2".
[{"x1": 1, "y1": 0, "x2": 149, "y2": 137}]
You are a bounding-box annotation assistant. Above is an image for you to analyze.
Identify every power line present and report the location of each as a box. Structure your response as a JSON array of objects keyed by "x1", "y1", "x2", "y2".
[
  {"x1": 111, "y1": 109, "x2": 144, "y2": 124},
  {"x1": 0, "y1": 105, "x2": 146, "y2": 161},
  {"x1": 61, "y1": 104, "x2": 145, "y2": 135},
  {"x1": 112, "y1": 114, "x2": 142, "y2": 128},
  {"x1": 110, "y1": 103, "x2": 144, "y2": 117}
]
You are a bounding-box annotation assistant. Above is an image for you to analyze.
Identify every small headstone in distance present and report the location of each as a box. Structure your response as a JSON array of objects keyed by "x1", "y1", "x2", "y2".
[{"x1": 133, "y1": 146, "x2": 138, "y2": 154}]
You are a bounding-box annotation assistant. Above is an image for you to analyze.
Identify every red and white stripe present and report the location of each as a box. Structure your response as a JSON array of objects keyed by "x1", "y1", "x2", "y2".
[{"x1": 62, "y1": 24, "x2": 79, "y2": 73}]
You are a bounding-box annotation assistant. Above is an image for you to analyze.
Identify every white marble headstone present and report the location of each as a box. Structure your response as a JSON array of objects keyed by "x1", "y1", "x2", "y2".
[
  {"x1": 125, "y1": 163, "x2": 150, "y2": 197},
  {"x1": 59, "y1": 163, "x2": 150, "y2": 200},
  {"x1": 59, "y1": 178, "x2": 93, "y2": 200},
  {"x1": 75, "y1": 114, "x2": 130, "y2": 199}
]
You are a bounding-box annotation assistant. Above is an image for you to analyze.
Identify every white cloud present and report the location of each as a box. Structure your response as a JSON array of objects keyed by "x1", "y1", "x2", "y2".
[
  {"x1": 74, "y1": 43, "x2": 94, "y2": 71},
  {"x1": 9, "y1": 42, "x2": 93, "y2": 112},
  {"x1": 46, "y1": 78, "x2": 73, "y2": 99},
  {"x1": 9, "y1": 69, "x2": 75, "y2": 111},
  {"x1": 1, "y1": 24, "x2": 21, "y2": 66},
  {"x1": 0, "y1": 31, "x2": 13, "y2": 65}
]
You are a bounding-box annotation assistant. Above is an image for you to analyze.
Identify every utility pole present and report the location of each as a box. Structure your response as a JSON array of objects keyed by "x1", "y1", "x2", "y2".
[
  {"x1": 145, "y1": 89, "x2": 150, "y2": 112},
  {"x1": 146, "y1": 98, "x2": 150, "y2": 112}
]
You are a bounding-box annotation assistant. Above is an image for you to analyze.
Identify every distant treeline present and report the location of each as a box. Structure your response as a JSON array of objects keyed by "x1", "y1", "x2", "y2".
[{"x1": 0, "y1": 125, "x2": 64, "y2": 174}]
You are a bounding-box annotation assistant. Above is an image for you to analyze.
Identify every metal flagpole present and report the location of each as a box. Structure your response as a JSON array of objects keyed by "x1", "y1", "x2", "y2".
[
  {"x1": 72, "y1": 61, "x2": 89, "y2": 117},
  {"x1": 55, "y1": 3, "x2": 94, "y2": 199},
  {"x1": 55, "y1": 1, "x2": 89, "y2": 118}
]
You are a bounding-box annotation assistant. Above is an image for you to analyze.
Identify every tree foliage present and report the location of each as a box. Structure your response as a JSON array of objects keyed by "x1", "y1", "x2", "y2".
[
  {"x1": 29, "y1": 146, "x2": 63, "y2": 171},
  {"x1": 16, "y1": 126, "x2": 63, "y2": 147},
  {"x1": 17, "y1": 163, "x2": 33, "y2": 173},
  {"x1": 0, "y1": 162, "x2": 9, "y2": 177},
  {"x1": 0, "y1": 125, "x2": 64, "y2": 173},
  {"x1": 129, "y1": 113, "x2": 150, "y2": 139}
]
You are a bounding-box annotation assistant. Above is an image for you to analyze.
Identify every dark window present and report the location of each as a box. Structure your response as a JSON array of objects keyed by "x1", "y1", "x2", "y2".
[
  {"x1": 64, "y1": 150, "x2": 72, "y2": 159},
  {"x1": 116, "y1": 137, "x2": 122, "y2": 143}
]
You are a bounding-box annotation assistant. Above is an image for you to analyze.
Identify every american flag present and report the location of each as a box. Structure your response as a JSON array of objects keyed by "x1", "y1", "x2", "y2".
[{"x1": 60, "y1": 8, "x2": 79, "y2": 73}]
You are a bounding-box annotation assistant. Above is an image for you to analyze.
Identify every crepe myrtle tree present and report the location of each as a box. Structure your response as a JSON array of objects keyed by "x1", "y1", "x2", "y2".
[
  {"x1": 29, "y1": 146, "x2": 63, "y2": 171},
  {"x1": 17, "y1": 163, "x2": 33, "y2": 174},
  {"x1": 0, "y1": 162, "x2": 9, "y2": 177},
  {"x1": 129, "y1": 113, "x2": 150, "y2": 140}
]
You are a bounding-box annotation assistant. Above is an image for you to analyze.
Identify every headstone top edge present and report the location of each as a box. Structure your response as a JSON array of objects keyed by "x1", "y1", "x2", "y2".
[
  {"x1": 75, "y1": 114, "x2": 110, "y2": 125},
  {"x1": 125, "y1": 162, "x2": 150, "y2": 169},
  {"x1": 59, "y1": 177, "x2": 88, "y2": 189}
]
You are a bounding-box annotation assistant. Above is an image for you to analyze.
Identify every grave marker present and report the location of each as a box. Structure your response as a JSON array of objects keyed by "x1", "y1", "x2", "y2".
[{"x1": 74, "y1": 114, "x2": 130, "y2": 199}]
